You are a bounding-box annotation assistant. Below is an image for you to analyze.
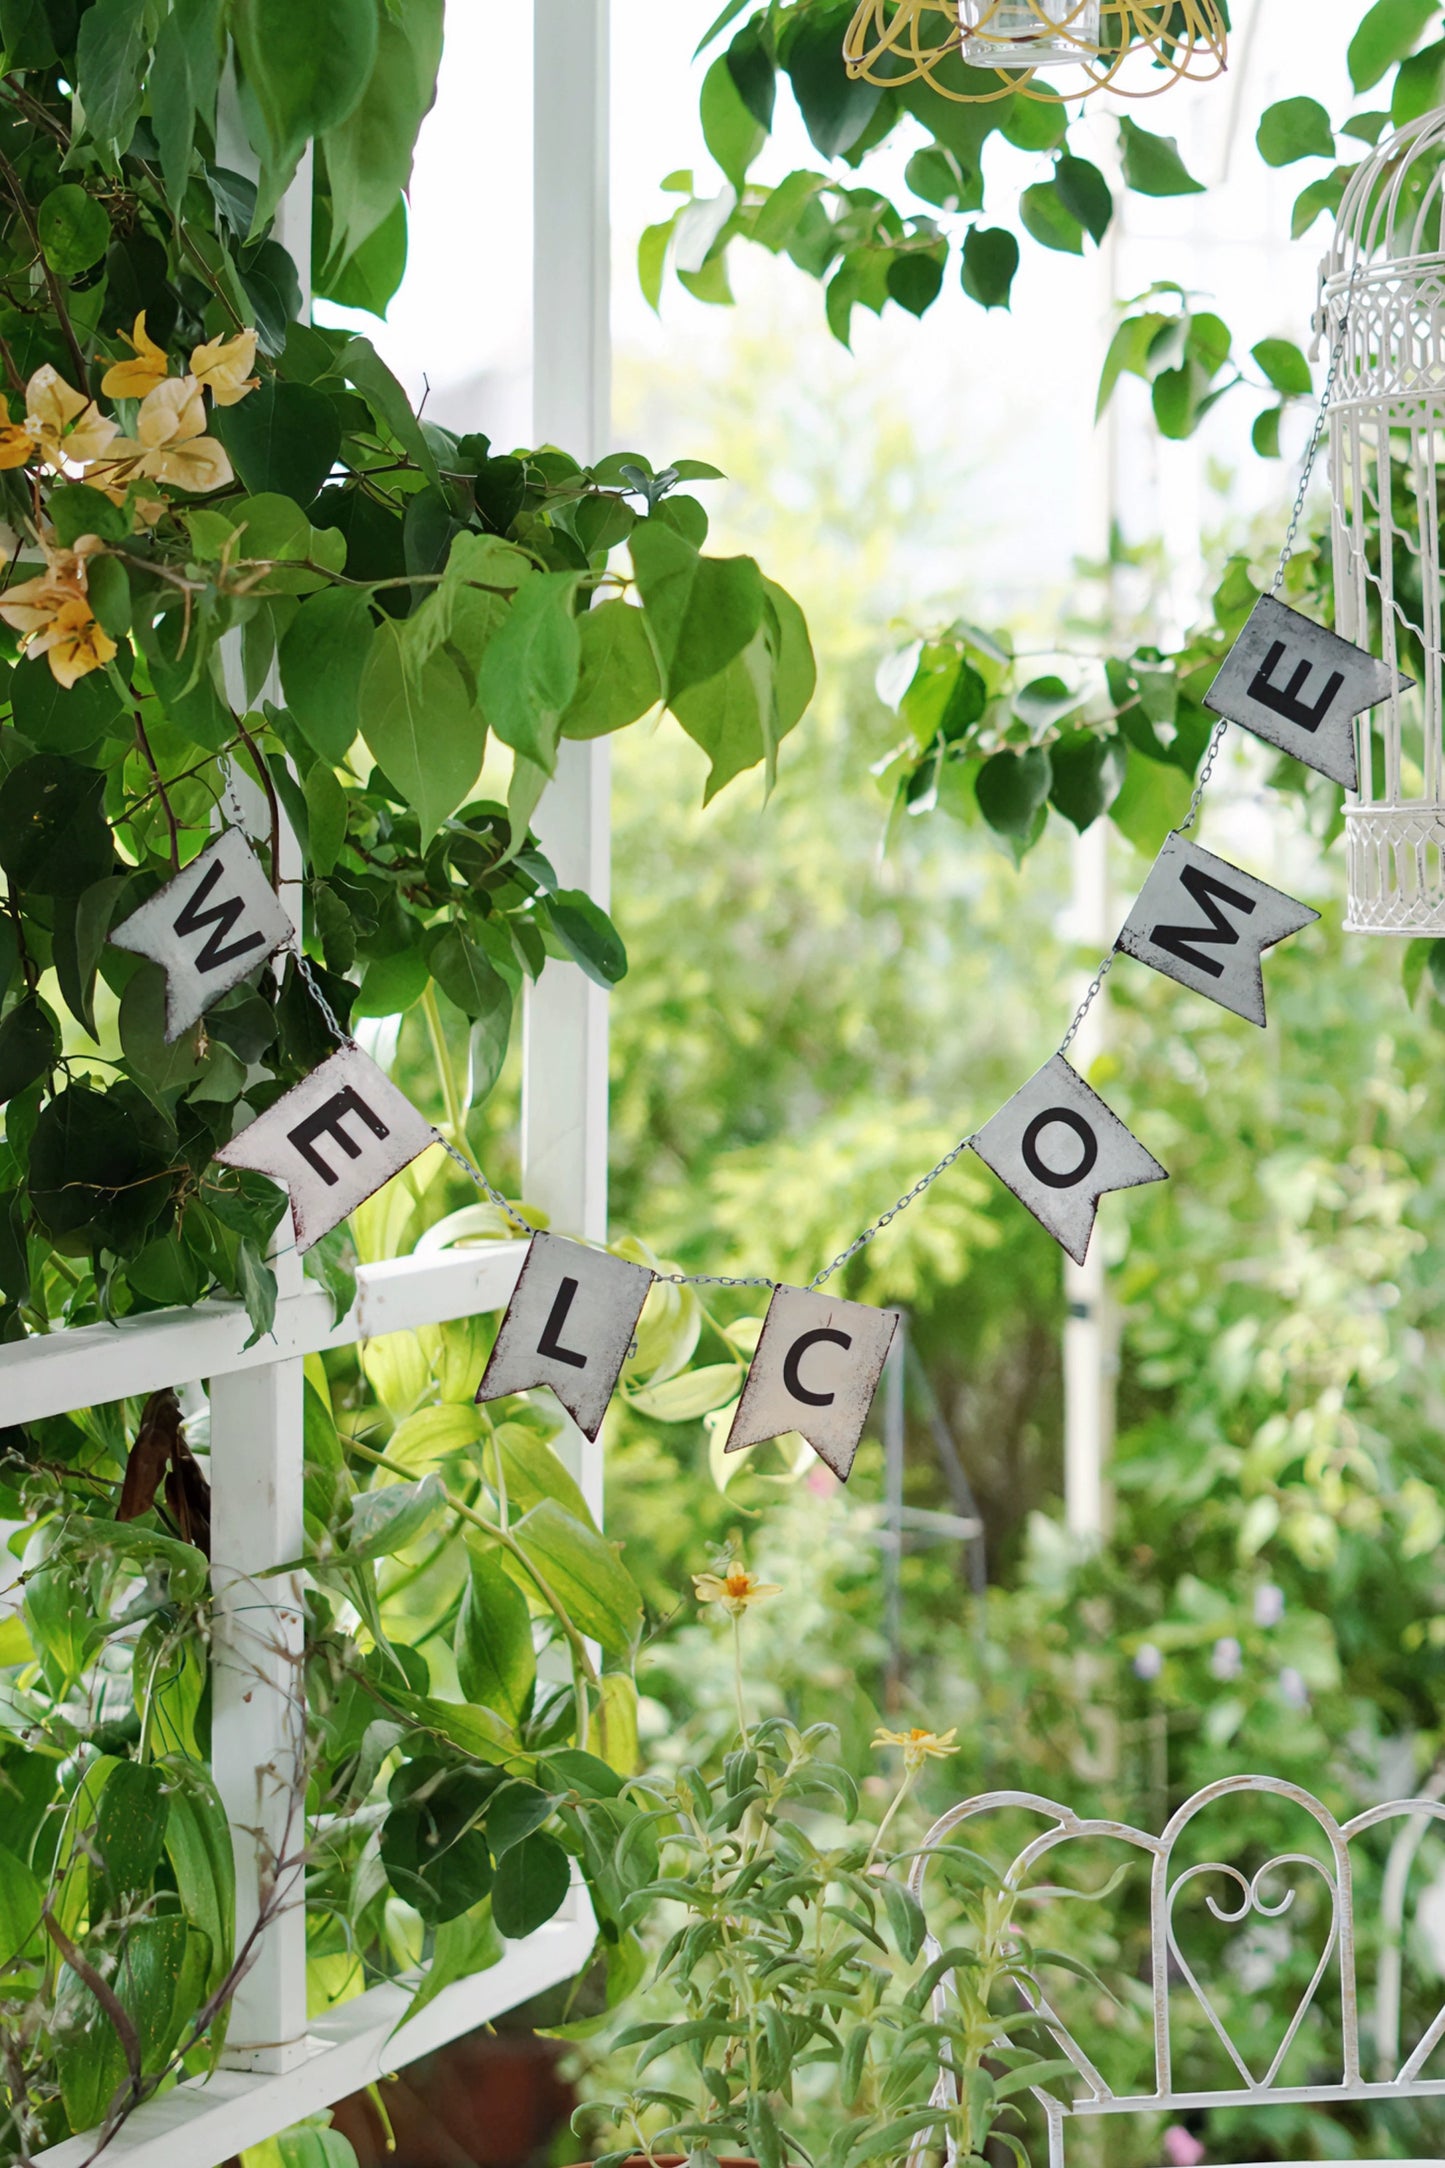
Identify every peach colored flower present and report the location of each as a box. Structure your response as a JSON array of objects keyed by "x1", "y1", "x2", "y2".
[
  {"x1": 190, "y1": 326, "x2": 259, "y2": 406},
  {"x1": 26, "y1": 594, "x2": 117, "y2": 686},
  {"x1": 0, "y1": 398, "x2": 32, "y2": 471},
  {"x1": 0, "y1": 537, "x2": 115, "y2": 686},
  {"x1": 25, "y1": 365, "x2": 118, "y2": 471},
  {"x1": 693, "y1": 1565, "x2": 782, "y2": 1616},
  {"x1": 100, "y1": 311, "x2": 170, "y2": 400},
  {"x1": 101, "y1": 375, "x2": 233, "y2": 495}
]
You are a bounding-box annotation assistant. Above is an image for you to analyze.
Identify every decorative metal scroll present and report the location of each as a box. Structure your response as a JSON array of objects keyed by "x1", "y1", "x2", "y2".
[{"x1": 906, "y1": 1775, "x2": 1445, "y2": 2168}]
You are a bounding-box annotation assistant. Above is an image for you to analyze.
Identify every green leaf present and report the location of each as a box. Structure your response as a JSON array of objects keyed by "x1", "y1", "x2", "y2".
[
  {"x1": 492, "y1": 1830, "x2": 570, "y2": 1940},
  {"x1": 456, "y1": 1553, "x2": 536, "y2": 1730},
  {"x1": 0, "y1": 997, "x2": 55, "y2": 1104},
  {"x1": 510, "y1": 1498, "x2": 643, "y2": 1659},
  {"x1": 560, "y1": 601, "x2": 662, "y2": 740},
  {"x1": 426, "y1": 923, "x2": 514, "y2": 1030},
  {"x1": 1256, "y1": 96, "x2": 1335, "y2": 166},
  {"x1": 75, "y1": 0, "x2": 148, "y2": 160},
  {"x1": 87, "y1": 555, "x2": 131, "y2": 639},
  {"x1": 1019, "y1": 180, "x2": 1084, "y2": 256},
  {"x1": 782, "y1": 3, "x2": 883, "y2": 158},
  {"x1": 320, "y1": 0, "x2": 444, "y2": 265},
  {"x1": 1048, "y1": 732, "x2": 1126, "y2": 834},
  {"x1": 1252, "y1": 404, "x2": 1283, "y2": 458},
  {"x1": 631, "y1": 520, "x2": 764, "y2": 701},
  {"x1": 304, "y1": 761, "x2": 348, "y2": 877},
  {"x1": 1054, "y1": 154, "x2": 1112, "y2": 243},
  {"x1": 340, "y1": 336, "x2": 440, "y2": 486},
  {"x1": 546, "y1": 890, "x2": 628, "y2": 988},
  {"x1": 624, "y1": 1363, "x2": 742, "y2": 1421},
  {"x1": 55, "y1": 1914, "x2": 196, "y2": 2131},
  {"x1": 886, "y1": 248, "x2": 945, "y2": 315},
  {"x1": 487, "y1": 1425, "x2": 596, "y2": 1530},
  {"x1": 1118, "y1": 117, "x2": 1205, "y2": 197},
  {"x1": 476, "y1": 572, "x2": 583, "y2": 774},
  {"x1": 344, "y1": 1472, "x2": 445, "y2": 1564},
  {"x1": 47, "y1": 482, "x2": 128, "y2": 550},
  {"x1": 0, "y1": 755, "x2": 114, "y2": 895},
  {"x1": 0, "y1": 1841, "x2": 40, "y2": 1969},
  {"x1": 119, "y1": 964, "x2": 209, "y2": 1093},
  {"x1": 92, "y1": 1760, "x2": 167, "y2": 1917},
  {"x1": 401, "y1": 1898, "x2": 501, "y2": 2027},
  {"x1": 960, "y1": 224, "x2": 1018, "y2": 309},
  {"x1": 1291, "y1": 167, "x2": 1352, "y2": 239},
  {"x1": 150, "y1": 0, "x2": 222, "y2": 208},
  {"x1": 214, "y1": 381, "x2": 342, "y2": 506},
  {"x1": 230, "y1": 492, "x2": 347, "y2": 594},
  {"x1": 1392, "y1": 36, "x2": 1445, "y2": 121},
  {"x1": 701, "y1": 52, "x2": 765, "y2": 190},
  {"x1": 316, "y1": 193, "x2": 408, "y2": 317},
  {"x1": 881, "y1": 1876, "x2": 926, "y2": 1963},
  {"x1": 1348, "y1": 0, "x2": 1437, "y2": 89},
  {"x1": 10, "y1": 661, "x2": 122, "y2": 762},
  {"x1": 1252, "y1": 338, "x2": 1312, "y2": 396},
  {"x1": 37, "y1": 184, "x2": 109, "y2": 275},
  {"x1": 1108, "y1": 745, "x2": 1193, "y2": 853},
  {"x1": 280, "y1": 586, "x2": 372, "y2": 765},
  {"x1": 975, "y1": 746, "x2": 1052, "y2": 864},
  {"x1": 381, "y1": 1760, "x2": 497, "y2": 1924},
  {"x1": 231, "y1": 0, "x2": 378, "y2": 170},
  {"x1": 161, "y1": 1757, "x2": 235, "y2": 2015},
  {"x1": 360, "y1": 619, "x2": 483, "y2": 845}
]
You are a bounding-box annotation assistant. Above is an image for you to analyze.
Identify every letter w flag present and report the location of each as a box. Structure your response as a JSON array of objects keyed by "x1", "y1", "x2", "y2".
[
  {"x1": 111, "y1": 828, "x2": 295, "y2": 1039},
  {"x1": 1117, "y1": 835, "x2": 1318, "y2": 1027}
]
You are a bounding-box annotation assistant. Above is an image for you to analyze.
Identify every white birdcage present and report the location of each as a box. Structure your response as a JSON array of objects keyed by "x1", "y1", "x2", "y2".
[{"x1": 1323, "y1": 109, "x2": 1445, "y2": 933}]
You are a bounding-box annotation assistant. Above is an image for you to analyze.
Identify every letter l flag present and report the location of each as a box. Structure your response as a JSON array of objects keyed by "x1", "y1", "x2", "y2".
[
  {"x1": 1204, "y1": 592, "x2": 1412, "y2": 790},
  {"x1": 476, "y1": 1232, "x2": 654, "y2": 1440},
  {"x1": 725, "y1": 1285, "x2": 900, "y2": 1483},
  {"x1": 1117, "y1": 834, "x2": 1318, "y2": 1027}
]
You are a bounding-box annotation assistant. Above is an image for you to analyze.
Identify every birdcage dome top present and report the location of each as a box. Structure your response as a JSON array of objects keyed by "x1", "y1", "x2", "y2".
[{"x1": 1326, "y1": 106, "x2": 1445, "y2": 286}]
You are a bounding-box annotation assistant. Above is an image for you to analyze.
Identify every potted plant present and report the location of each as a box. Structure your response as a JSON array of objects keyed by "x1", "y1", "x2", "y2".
[{"x1": 574, "y1": 1555, "x2": 1075, "y2": 2168}]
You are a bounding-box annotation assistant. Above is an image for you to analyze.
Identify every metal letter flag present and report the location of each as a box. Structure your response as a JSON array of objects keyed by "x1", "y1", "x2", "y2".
[
  {"x1": 110, "y1": 828, "x2": 296, "y2": 1040},
  {"x1": 972, "y1": 1053, "x2": 1167, "y2": 1265},
  {"x1": 216, "y1": 1043, "x2": 435, "y2": 1251},
  {"x1": 476, "y1": 1232, "x2": 654, "y2": 1439},
  {"x1": 1204, "y1": 593, "x2": 1411, "y2": 791},
  {"x1": 1117, "y1": 835, "x2": 1319, "y2": 1027},
  {"x1": 724, "y1": 1285, "x2": 900, "y2": 1483}
]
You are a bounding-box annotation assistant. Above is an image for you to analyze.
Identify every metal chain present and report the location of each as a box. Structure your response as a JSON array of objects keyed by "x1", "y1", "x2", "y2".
[
  {"x1": 291, "y1": 943, "x2": 356, "y2": 1049},
  {"x1": 1057, "y1": 950, "x2": 1119, "y2": 1058},
  {"x1": 431, "y1": 1133, "x2": 536, "y2": 1238},
  {"x1": 1271, "y1": 258, "x2": 1360, "y2": 598},
  {"x1": 808, "y1": 1133, "x2": 976, "y2": 1290},
  {"x1": 657, "y1": 1268, "x2": 778, "y2": 1290}
]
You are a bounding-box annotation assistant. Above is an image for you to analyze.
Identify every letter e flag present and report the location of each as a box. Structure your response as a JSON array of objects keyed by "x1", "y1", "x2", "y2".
[
  {"x1": 476, "y1": 1232, "x2": 654, "y2": 1439},
  {"x1": 217, "y1": 1044, "x2": 435, "y2": 1251},
  {"x1": 111, "y1": 829, "x2": 295, "y2": 1040},
  {"x1": 1204, "y1": 593, "x2": 1411, "y2": 791},
  {"x1": 725, "y1": 1286, "x2": 900, "y2": 1483},
  {"x1": 972, "y1": 1054, "x2": 1167, "y2": 1265}
]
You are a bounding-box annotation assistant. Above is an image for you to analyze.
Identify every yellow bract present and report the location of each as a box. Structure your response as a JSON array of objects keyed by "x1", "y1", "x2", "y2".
[
  {"x1": 100, "y1": 311, "x2": 170, "y2": 400},
  {"x1": 25, "y1": 364, "x2": 118, "y2": 472},
  {"x1": 0, "y1": 536, "x2": 115, "y2": 687},
  {"x1": 0, "y1": 399, "x2": 32, "y2": 471},
  {"x1": 190, "y1": 326, "x2": 260, "y2": 406},
  {"x1": 101, "y1": 375, "x2": 234, "y2": 496}
]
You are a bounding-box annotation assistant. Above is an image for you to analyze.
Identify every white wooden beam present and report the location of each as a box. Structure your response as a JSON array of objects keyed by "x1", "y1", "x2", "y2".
[{"x1": 32, "y1": 1905, "x2": 595, "y2": 2168}]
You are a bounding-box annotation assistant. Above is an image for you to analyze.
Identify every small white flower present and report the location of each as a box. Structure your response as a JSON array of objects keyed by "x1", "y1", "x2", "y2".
[
  {"x1": 1254, "y1": 1583, "x2": 1285, "y2": 1628},
  {"x1": 1279, "y1": 1666, "x2": 1309, "y2": 1708},
  {"x1": 1210, "y1": 1636, "x2": 1242, "y2": 1682},
  {"x1": 1133, "y1": 1642, "x2": 1163, "y2": 1681}
]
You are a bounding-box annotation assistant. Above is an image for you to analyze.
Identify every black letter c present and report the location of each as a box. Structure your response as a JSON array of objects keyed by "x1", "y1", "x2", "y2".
[
  {"x1": 1021, "y1": 1107, "x2": 1098, "y2": 1190},
  {"x1": 782, "y1": 1327, "x2": 852, "y2": 1407}
]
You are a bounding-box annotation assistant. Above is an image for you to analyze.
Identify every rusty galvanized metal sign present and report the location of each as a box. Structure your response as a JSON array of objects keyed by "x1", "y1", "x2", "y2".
[
  {"x1": 110, "y1": 827, "x2": 295, "y2": 1041},
  {"x1": 216, "y1": 1043, "x2": 435, "y2": 1252},
  {"x1": 1204, "y1": 593, "x2": 1411, "y2": 790},
  {"x1": 724, "y1": 1284, "x2": 900, "y2": 1483},
  {"x1": 1117, "y1": 834, "x2": 1319, "y2": 1027},
  {"x1": 475, "y1": 1231, "x2": 654, "y2": 1439},
  {"x1": 971, "y1": 1053, "x2": 1167, "y2": 1266}
]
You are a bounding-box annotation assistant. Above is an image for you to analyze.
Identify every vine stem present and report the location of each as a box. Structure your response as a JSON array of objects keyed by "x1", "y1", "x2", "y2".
[
  {"x1": 342, "y1": 1435, "x2": 597, "y2": 1746},
  {"x1": 133, "y1": 710, "x2": 181, "y2": 874},
  {"x1": 0, "y1": 144, "x2": 87, "y2": 384}
]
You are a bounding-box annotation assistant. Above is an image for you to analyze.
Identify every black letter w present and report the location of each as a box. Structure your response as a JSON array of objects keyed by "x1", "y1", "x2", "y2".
[
  {"x1": 173, "y1": 856, "x2": 268, "y2": 973},
  {"x1": 1150, "y1": 862, "x2": 1256, "y2": 980}
]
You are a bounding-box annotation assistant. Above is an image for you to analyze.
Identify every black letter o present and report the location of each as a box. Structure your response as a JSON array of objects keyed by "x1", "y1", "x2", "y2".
[{"x1": 1021, "y1": 1107, "x2": 1098, "y2": 1190}]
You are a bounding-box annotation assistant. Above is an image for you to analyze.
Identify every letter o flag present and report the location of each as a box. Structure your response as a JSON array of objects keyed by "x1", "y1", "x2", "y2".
[{"x1": 971, "y1": 1052, "x2": 1167, "y2": 1266}]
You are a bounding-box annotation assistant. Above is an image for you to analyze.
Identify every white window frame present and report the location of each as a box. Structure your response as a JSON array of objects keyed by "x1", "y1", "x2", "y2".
[{"x1": 26, "y1": 7, "x2": 613, "y2": 2160}]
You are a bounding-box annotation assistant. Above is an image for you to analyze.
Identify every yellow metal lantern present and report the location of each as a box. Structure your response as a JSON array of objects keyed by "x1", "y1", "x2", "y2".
[{"x1": 843, "y1": 0, "x2": 1227, "y2": 102}]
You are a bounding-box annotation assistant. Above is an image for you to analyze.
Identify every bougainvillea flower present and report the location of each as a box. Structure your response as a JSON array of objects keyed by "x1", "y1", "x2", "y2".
[
  {"x1": 100, "y1": 311, "x2": 170, "y2": 400},
  {"x1": 692, "y1": 1565, "x2": 782, "y2": 1614},
  {"x1": 25, "y1": 593, "x2": 117, "y2": 686},
  {"x1": 103, "y1": 375, "x2": 233, "y2": 494},
  {"x1": 0, "y1": 398, "x2": 33, "y2": 470},
  {"x1": 0, "y1": 538, "x2": 114, "y2": 685},
  {"x1": 25, "y1": 364, "x2": 118, "y2": 471},
  {"x1": 871, "y1": 1723, "x2": 959, "y2": 1771},
  {"x1": 190, "y1": 326, "x2": 259, "y2": 405}
]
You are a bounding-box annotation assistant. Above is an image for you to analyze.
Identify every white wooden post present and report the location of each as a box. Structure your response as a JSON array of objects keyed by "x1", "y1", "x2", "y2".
[
  {"x1": 209, "y1": 1362, "x2": 309, "y2": 2071},
  {"x1": 526, "y1": 0, "x2": 612, "y2": 1524},
  {"x1": 1062, "y1": 821, "x2": 1116, "y2": 1545}
]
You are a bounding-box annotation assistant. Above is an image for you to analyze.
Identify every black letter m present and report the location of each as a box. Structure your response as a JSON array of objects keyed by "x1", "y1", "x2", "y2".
[
  {"x1": 1150, "y1": 861, "x2": 1256, "y2": 980},
  {"x1": 174, "y1": 856, "x2": 267, "y2": 973}
]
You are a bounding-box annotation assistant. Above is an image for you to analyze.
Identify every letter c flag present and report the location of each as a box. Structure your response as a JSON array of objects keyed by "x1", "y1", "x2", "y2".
[{"x1": 725, "y1": 1287, "x2": 898, "y2": 1483}]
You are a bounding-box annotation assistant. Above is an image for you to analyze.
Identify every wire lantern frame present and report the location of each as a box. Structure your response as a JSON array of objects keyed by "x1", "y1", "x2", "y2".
[
  {"x1": 1321, "y1": 108, "x2": 1445, "y2": 933},
  {"x1": 843, "y1": 0, "x2": 1228, "y2": 103}
]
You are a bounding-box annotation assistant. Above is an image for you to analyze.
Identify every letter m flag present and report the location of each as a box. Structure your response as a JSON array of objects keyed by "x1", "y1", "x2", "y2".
[{"x1": 1117, "y1": 834, "x2": 1318, "y2": 1027}]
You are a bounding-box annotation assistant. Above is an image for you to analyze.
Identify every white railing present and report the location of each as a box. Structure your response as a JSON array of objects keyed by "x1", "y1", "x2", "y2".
[{"x1": 23, "y1": 5, "x2": 616, "y2": 2161}]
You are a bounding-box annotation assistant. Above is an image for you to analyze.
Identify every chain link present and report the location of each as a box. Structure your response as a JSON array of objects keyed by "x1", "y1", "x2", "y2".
[
  {"x1": 657, "y1": 1269, "x2": 778, "y2": 1289},
  {"x1": 431, "y1": 1133, "x2": 536, "y2": 1237},
  {"x1": 1272, "y1": 259, "x2": 1359, "y2": 598},
  {"x1": 808, "y1": 1134, "x2": 976, "y2": 1290},
  {"x1": 1057, "y1": 950, "x2": 1119, "y2": 1059},
  {"x1": 291, "y1": 944, "x2": 355, "y2": 1049}
]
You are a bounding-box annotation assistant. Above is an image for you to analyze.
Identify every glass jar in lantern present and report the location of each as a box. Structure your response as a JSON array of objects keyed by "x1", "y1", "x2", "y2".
[{"x1": 958, "y1": 0, "x2": 1101, "y2": 68}]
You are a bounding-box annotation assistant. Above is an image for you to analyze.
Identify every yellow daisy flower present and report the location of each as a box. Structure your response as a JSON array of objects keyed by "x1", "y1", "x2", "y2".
[{"x1": 693, "y1": 1565, "x2": 782, "y2": 1616}]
